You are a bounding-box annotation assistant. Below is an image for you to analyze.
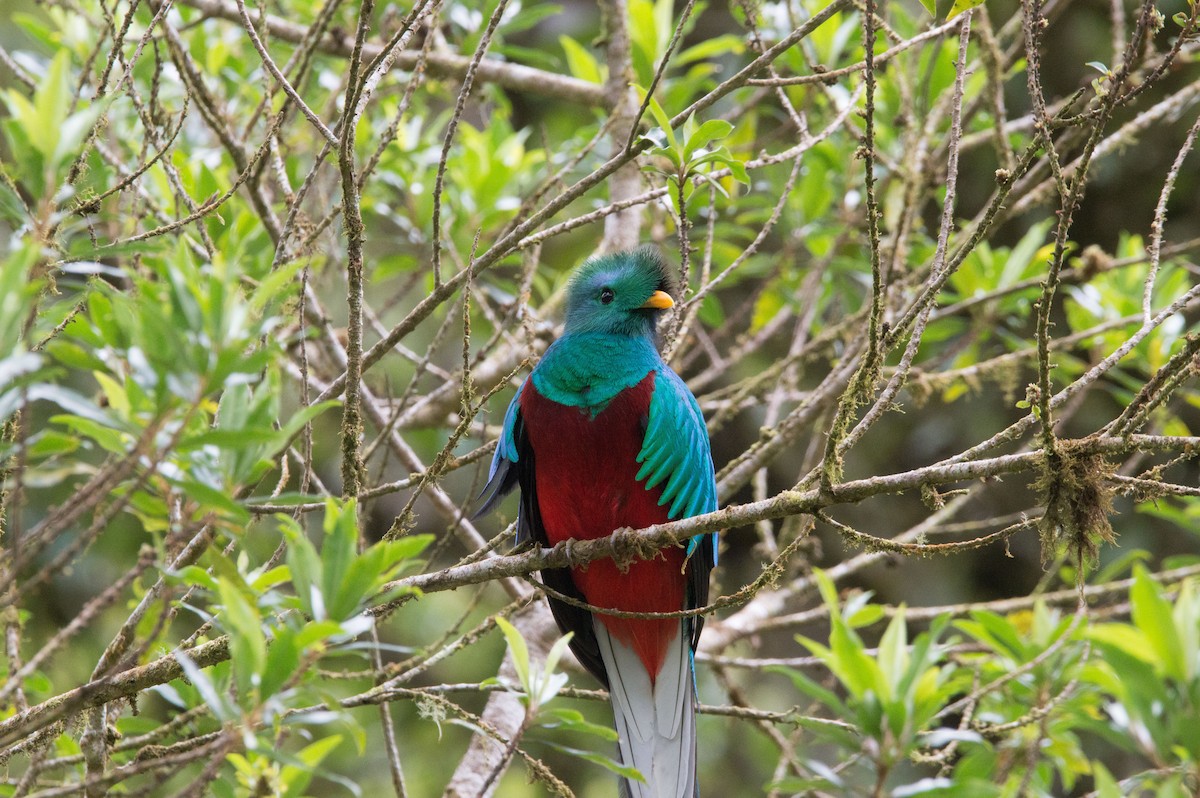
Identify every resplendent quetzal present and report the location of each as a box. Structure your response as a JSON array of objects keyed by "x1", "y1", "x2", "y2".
[{"x1": 478, "y1": 248, "x2": 717, "y2": 798}]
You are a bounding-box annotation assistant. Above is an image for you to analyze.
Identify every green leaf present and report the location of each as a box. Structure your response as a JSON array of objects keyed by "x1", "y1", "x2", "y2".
[
  {"x1": 95, "y1": 372, "x2": 134, "y2": 418},
  {"x1": 676, "y1": 35, "x2": 745, "y2": 64},
  {"x1": 495, "y1": 616, "x2": 531, "y2": 693},
  {"x1": 250, "y1": 565, "x2": 290, "y2": 592},
  {"x1": 1, "y1": 246, "x2": 39, "y2": 351},
  {"x1": 174, "y1": 565, "x2": 220, "y2": 593},
  {"x1": 812, "y1": 568, "x2": 840, "y2": 608},
  {"x1": 49, "y1": 413, "x2": 129, "y2": 455},
  {"x1": 10, "y1": 52, "x2": 67, "y2": 163},
  {"x1": 947, "y1": 0, "x2": 985, "y2": 19},
  {"x1": 247, "y1": 257, "x2": 308, "y2": 317},
  {"x1": 1130, "y1": 565, "x2": 1186, "y2": 681},
  {"x1": 637, "y1": 89, "x2": 678, "y2": 152},
  {"x1": 176, "y1": 479, "x2": 252, "y2": 524},
  {"x1": 178, "y1": 428, "x2": 284, "y2": 451},
  {"x1": 499, "y1": 2, "x2": 562, "y2": 35},
  {"x1": 542, "y1": 631, "x2": 573, "y2": 678},
  {"x1": 684, "y1": 119, "x2": 733, "y2": 155},
  {"x1": 540, "y1": 708, "x2": 618, "y2": 740},
  {"x1": 1171, "y1": 578, "x2": 1199, "y2": 681},
  {"x1": 25, "y1": 429, "x2": 80, "y2": 458},
  {"x1": 956, "y1": 609, "x2": 1028, "y2": 660},
  {"x1": 1093, "y1": 548, "x2": 1151, "y2": 583},
  {"x1": 217, "y1": 577, "x2": 267, "y2": 704},
  {"x1": 282, "y1": 516, "x2": 322, "y2": 619},
  {"x1": 3, "y1": 50, "x2": 102, "y2": 177},
  {"x1": 646, "y1": 144, "x2": 683, "y2": 170},
  {"x1": 846, "y1": 602, "x2": 886, "y2": 629},
  {"x1": 559, "y1": 36, "x2": 602, "y2": 84},
  {"x1": 260, "y1": 625, "x2": 301, "y2": 699},
  {"x1": 876, "y1": 605, "x2": 908, "y2": 703},
  {"x1": 768, "y1": 664, "x2": 849, "y2": 718},
  {"x1": 277, "y1": 400, "x2": 341, "y2": 442},
  {"x1": 808, "y1": 570, "x2": 884, "y2": 701},
  {"x1": 382, "y1": 534, "x2": 435, "y2": 563},
  {"x1": 334, "y1": 549, "x2": 389, "y2": 619},
  {"x1": 542, "y1": 742, "x2": 646, "y2": 782},
  {"x1": 724, "y1": 156, "x2": 750, "y2": 185},
  {"x1": 320, "y1": 498, "x2": 360, "y2": 621},
  {"x1": 1087, "y1": 623, "x2": 1153, "y2": 663},
  {"x1": 294, "y1": 619, "x2": 346, "y2": 649},
  {"x1": 528, "y1": 631, "x2": 572, "y2": 706},
  {"x1": 281, "y1": 735, "x2": 343, "y2": 798},
  {"x1": 334, "y1": 535, "x2": 429, "y2": 619}
]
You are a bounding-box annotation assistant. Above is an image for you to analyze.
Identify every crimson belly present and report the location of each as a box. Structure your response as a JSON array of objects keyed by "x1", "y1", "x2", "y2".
[{"x1": 520, "y1": 372, "x2": 685, "y2": 680}]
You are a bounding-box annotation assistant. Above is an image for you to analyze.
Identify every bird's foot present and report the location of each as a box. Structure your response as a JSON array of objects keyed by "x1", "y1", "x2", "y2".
[{"x1": 610, "y1": 526, "x2": 658, "y2": 573}]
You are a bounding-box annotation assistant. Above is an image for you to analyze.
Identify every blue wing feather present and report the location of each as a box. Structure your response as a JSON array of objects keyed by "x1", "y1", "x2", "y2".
[
  {"x1": 475, "y1": 380, "x2": 527, "y2": 535},
  {"x1": 496, "y1": 380, "x2": 525, "y2": 468},
  {"x1": 636, "y1": 369, "x2": 717, "y2": 515},
  {"x1": 636, "y1": 368, "x2": 718, "y2": 563}
]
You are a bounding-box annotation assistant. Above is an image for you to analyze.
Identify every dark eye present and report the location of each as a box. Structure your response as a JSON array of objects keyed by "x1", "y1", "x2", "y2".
[{"x1": 599, "y1": 287, "x2": 615, "y2": 304}]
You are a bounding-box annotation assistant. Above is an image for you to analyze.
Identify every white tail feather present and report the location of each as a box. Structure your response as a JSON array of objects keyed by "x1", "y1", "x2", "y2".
[{"x1": 595, "y1": 620, "x2": 697, "y2": 798}]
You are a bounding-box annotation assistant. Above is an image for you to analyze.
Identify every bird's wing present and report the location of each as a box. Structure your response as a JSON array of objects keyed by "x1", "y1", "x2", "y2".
[
  {"x1": 636, "y1": 367, "x2": 719, "y2": 647},
  {"x1": 475, "y1": 380, "x2": 529, "y2": 537}
]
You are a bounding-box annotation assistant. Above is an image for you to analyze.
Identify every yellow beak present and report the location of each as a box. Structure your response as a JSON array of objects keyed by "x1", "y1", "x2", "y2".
[{"x1": 640, "y1": 290, "x2": 675, "y2": 310}]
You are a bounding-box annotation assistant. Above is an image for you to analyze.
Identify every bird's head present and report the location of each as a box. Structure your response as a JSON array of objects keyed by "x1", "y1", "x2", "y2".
[{"x1": 563, "y1": 248, "x2": 678, "y2": 340}]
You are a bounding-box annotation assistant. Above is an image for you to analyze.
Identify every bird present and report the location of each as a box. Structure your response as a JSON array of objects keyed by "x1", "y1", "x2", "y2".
[{"x1": 476, "y1": 248, "x2": 718, "y2": 798}]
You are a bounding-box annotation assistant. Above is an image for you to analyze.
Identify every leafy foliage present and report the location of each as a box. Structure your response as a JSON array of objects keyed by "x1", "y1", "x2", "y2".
[{"x1": 1, "y1": 0, "x2": 1199, "y2": 795}]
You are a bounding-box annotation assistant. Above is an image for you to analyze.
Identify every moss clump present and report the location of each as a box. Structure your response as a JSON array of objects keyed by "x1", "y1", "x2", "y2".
[{"x1": 1035, "y1": 442, "x2": 1116, "y2": 567}]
